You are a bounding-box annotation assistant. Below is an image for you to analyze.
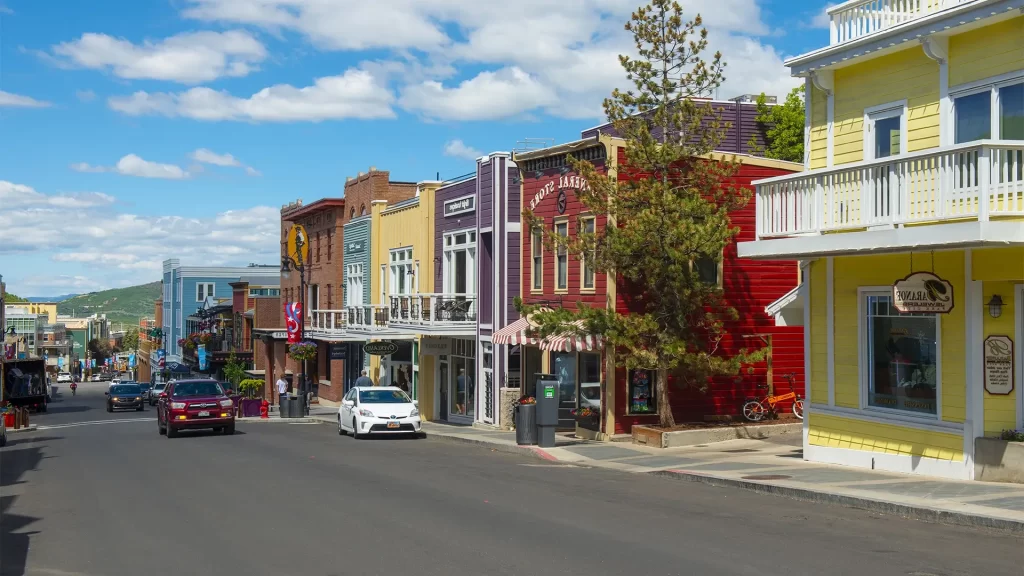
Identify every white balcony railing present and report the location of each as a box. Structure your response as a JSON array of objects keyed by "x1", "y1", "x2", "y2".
[
  {"x1": 756, "y1": 141, "x2": 1024, "y2": 239},
  {"x1": 828, "y1": 0, "x2": 974, "y2": 44},
  {"x1": 309, "y1": 309, "x2": 348, "y2": 334},
  {"x1": 346, "y1": 305, "x2": 391, "y2": 332},
  {"x1": 388, "y1": 294, "x2": 478, "y2": 327}
]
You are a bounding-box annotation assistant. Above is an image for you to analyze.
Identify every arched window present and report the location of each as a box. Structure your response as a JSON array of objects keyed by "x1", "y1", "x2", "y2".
[
  {"x1": 350, "y1": 208, "x2": 355, "y2": 220},
  {"x1": 360, "y1": 204, "x2": 367, "y2": 216}
]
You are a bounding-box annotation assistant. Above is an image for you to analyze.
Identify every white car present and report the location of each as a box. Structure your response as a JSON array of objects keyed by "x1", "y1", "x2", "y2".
[
  {"x1": 111, "y1": 377, "x2": 122, "y2": 385},
  {"x1": 57, "y1": 373, "x2": 72, "y2": 384},
  {"x1": 338, "y1": 386, "x2": 422, "y2": 438}
]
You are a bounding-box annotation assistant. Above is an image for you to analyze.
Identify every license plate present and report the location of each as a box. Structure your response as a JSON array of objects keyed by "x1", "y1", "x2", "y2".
[
  {"x1": 198, "y1": 411, "x2": 210, "y2": 418},
  {"x1": 387, "y1": 421, "x2": 400, "y2": 429}
]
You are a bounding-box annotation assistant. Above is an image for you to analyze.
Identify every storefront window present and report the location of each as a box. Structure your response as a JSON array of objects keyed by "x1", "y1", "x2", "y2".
[
  {"x1": 578, "y1": 353, "x2": 601, "y2": 410},
  {"x1": 865, "y1": 294, "x2": 938, "y2": 416},
  {"x1": 628, "y1": 369, "x2": 656, "y2": 414},
  {"x1": 448, "y1": 339, "x2": 476, "y2": 419}
]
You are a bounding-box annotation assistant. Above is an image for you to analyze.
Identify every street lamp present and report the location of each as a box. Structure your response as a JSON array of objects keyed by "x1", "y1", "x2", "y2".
[{"x1": 282, "y1": 226, "x2": 310, "y2": 415}]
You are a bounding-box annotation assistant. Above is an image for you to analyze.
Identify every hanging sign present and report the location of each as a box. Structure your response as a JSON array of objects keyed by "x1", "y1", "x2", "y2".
[
  {"x1": 892, "y1": 272, "x2": 954, "y2": 314},
  {"x1": 286, "y1": 224, "x2": 309, "y2": 265},
  {"x1": 363, "y1": 341, "x2": 398, "y2": 356},
  {"x1": 198, "y1": 344, "x2": 208, "y2": 371},
  {"x1": 329, "y1": 343, "x2": 347, "y2": 360},
  {"x1": 984, "y1": 335, "x2": 1014, "y2": 395},
  {"x1": 284, "y1": 302, "x2": 303, "y2": 344},
  {"x1": 420, "y1": 338, "x2": 451, "y2": 356},
  {"x1": 444, "y1": 195, "x2": 476, "y2": 217}
]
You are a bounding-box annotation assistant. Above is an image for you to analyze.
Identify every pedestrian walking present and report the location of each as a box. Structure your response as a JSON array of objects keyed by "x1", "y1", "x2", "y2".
[
  {"x1": 354, "y1": 370, "x2": 372, "y2": 388},
  {"x1": 276, "y1": 374, "x2": 288, "y2": 403}
]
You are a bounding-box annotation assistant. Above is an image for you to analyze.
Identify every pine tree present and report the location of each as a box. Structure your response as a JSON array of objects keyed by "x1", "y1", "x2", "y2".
[
  {"x1": 520, "y1": 0, "x2": 763, "y2": 428},
  {"x1": 751, "y1": 86, "x2": 805, "y2": 163}
]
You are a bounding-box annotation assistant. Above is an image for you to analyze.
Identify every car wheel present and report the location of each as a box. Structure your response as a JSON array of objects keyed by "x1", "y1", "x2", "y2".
[
  {"x1": 166, "y1": 424, "x2": 178, "y2": 439},
  {"x1": 106, "y1": 404, "x2": 113, "y2": 413},
  {"x1": 158, "y1": 418, "x2": 166, "y2": 435},
  {"x1": 223, "y1": 424, "x2": 235, "y2": 435},
  {"x1": 338, "y1": 415, "x2": 347, "y2": 436},
  {"x1": 351, "y1": 417, "x2": 361, "y2": 439},
  {"x1": 137, "y1": 404, "x2": 145, "y2": 412}
]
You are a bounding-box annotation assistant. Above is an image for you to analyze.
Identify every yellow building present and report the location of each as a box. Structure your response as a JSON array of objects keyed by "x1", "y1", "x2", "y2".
[
  {"x1": 740, "y1": 2, "x2": 1023, "y2": 480},
  {"x1": 8, "y1": 302, "x2": 59, "y2": 324}
]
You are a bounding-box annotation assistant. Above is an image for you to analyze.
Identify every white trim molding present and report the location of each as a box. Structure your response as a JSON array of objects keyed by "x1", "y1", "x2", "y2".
[
  {"x1": 826, "y1": 258, "x2": 835, "y2": 406},
  {"x1": 805, "y1": 444, "x2": 970, "y2": 480},
  {"x1": 1017, "y1": 284, "x2": 1024, "y2": 430}
]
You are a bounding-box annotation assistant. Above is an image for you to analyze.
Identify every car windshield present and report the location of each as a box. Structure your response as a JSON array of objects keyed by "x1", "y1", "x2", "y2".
[
  {"x1": 110, "y1": 385, "x2": 141, "y2": 395},
  {"x1": 172, "y1": 381, "x2": 224, "y2": 397},
  {"x1": 138, "y1": 383, "x2": 151, "y2": 390},
  {"x1": 154, "y1": 384, "x2": 166, "y2": 391},
  {"x1": 359, "y1": 389, "x2": 411, "y2": 404}
]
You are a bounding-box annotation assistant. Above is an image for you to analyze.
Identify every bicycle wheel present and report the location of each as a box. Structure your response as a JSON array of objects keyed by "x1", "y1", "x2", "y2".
[
  {"x1": 742, "y1": 400, "x2": 766, "y2": 422},
  {"x1": 792, "y1": 398, "x2": 805, "y2": 420}
]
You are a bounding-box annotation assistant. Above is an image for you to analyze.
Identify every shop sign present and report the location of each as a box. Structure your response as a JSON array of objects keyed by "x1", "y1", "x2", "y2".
[
  {"x1": 984, "y1": 335, "x2": 1014, "y2": 395},
  {"x1": 363, "y1": 341, "x2": 399, "y2": 356},
  {"x1": 528, "y1": 174, "x2": 590, "y2": 211},
  {"x1": 892, "y1": 272, "x2": 954, "y2": 314},
  {"x1": 345, "y1": 241, "x2": 365, "y2": 254},
  {"x1": 329, "y1": 343, "x2": 347, "y2": 360},
  {"x1": 444, "y1": 195, "x2": 476, "y2": 217},
  {"x1": 420, "y1": 338, "x2": 451, "y2": 356}
]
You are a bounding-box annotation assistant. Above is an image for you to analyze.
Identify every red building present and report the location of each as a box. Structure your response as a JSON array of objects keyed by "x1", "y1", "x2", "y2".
[{"x1": 496, "y1": 134, "x2": 804, "y2": 437}]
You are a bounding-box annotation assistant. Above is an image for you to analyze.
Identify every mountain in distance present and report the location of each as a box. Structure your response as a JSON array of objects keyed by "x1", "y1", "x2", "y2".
[
  {"x1": 27, "y1": 294, "x2": 80, "y2": 302},
  {"x1": 57, "y1": 281, "x2": 161, "y2": 326}
]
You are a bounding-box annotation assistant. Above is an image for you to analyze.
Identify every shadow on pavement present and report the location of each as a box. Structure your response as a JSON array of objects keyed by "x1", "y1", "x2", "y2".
[
  {"x1": 2, "y1": 436, "x2": 65, "y2": 449},
  {"x1": 173, "y1": 429, "x2": 247, "y2": 438},
  {"x1": 39, "y1": 405, "x2": 93, "y2": 415},
  {"x1": 0, "y1": 445, "x2": 49, "y2": 576},
  {"x1": 0, "y1": 446, "x2": 45, "y2": 489}
]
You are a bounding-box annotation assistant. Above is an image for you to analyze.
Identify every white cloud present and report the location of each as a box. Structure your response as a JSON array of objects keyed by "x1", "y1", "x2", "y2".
[
  {"x1": 401, "y1": 67, "x2": 558, "y2": 121},
  {"x1": 0, "y1": 90, "x2": 51, "y2": 108},
  {"x1": 443, "y1": 140, "x2": 482, "y2": 160},
  {"x1": 245, "y1": 166, "x2": 261, "y2": 177},
  {"x1": 0, "y1": 179, "x2": 280, "y2": 294},
  {"x1": 808, "y1": 4, "x2": 835, "y2": 29},
  {"x1": 71, "y1": 154, "x2": 190, "y2": 180},
  {"x1": 51, "y1": 30, "x2": 266, "y2": 84},
  {"x1": 76, "y1": 89, "x2": 97, "y2": 102},
  {"x1": 108, "y1": 68, "x2": 396, "y2": 122},
  {"x1": 190, "y1": 148, "x2": 241, "y2": 167}
]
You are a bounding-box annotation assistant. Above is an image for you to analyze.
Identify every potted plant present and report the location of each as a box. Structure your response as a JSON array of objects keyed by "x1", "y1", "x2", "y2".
[
  {"x1": 237, "y1": 378, "x2": 265, "y2": 417},
  {"x1": 571, "y1": 406, "x2": 600, "y2": 432},
  {"x1": 289, "y1": 341, "x2": 317, "y2": 362}
]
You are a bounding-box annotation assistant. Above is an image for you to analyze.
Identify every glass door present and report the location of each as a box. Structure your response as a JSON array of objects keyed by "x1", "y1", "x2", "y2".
[{"x1": 551, "y1": 351, "x2": 577, "y2": 429}]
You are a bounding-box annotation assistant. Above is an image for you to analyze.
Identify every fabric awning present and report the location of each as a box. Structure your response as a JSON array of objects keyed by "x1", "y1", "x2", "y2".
[{"x1": 493, "y1": 318, "x2": 603, "y2": 353}]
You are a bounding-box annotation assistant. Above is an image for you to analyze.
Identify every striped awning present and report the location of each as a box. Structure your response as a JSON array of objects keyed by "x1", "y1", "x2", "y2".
[{"x1": 492, "y1": 318, "x2": 603, "y2": 353}]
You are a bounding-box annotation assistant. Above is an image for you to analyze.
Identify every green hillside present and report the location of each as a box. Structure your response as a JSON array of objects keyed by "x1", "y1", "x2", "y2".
[{"x1": 57, "y1": 281, "x2": 161, "y2": 326}]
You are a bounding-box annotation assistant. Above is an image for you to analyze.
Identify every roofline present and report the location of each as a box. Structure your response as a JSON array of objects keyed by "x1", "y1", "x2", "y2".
[
  {"x1": 512, "y1": 136, "x2": 602, "y2": 162},
  {"x1": 579, "y1": 98, "x2": 774, "y2": 134},
  {"x1": 281, "y1": 197, "x2": 345, "y2": 220}
]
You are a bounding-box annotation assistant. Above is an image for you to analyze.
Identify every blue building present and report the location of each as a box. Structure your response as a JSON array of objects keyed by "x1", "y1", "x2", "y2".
[{"x1": 161, "y1": 259, "x2": 279, "y2": 362}]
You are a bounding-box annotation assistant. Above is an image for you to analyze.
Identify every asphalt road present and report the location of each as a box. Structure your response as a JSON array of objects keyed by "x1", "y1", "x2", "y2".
[{"x1": 2, "y1": 384, "x2": 1022, "y2": 576}]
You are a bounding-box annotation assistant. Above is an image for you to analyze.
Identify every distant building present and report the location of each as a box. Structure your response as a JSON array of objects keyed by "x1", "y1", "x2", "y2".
[
  {"x1": 6, "y1": 301, "x2": 59, "y2": 324},
  {"x1": 4, "y1": 307, "x2": 47, "y2": 359}
]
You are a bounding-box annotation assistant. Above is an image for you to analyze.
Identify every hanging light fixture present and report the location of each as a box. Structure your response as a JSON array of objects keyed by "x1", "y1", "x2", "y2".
[{"x1": 988, "y1": 294, "x2": 1004, "y2": 318}]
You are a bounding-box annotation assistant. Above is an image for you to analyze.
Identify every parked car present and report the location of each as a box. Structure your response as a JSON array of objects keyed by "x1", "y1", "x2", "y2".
[
  {"x1": 91, "y1": 374, "x2": 102, "y2": 382},
  {"x1": 338, "y1": 386, "x2": 422, "y2": 438},
  {"x1": 149, "y1": 382, "x2": 167, "y2": 406},
  {"x1": 157, "y1": 379, "x2": 235, "y2": 438},
  {"x1": 111, "y1": 376, "x2": 122, "y2": 385},
  {"x1": 57, "y1": 373, "x2": 72, "y2": 384},
  {"x1": 137, "y1": 382, "x2": 152, "y2": 402},
  {"x1": 106, "y1": 384, "x2": 145, "y2": 412}
]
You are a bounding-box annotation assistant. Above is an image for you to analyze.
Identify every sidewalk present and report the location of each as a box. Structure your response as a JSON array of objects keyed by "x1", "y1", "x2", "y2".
[{"x1": 302, "y1": 416, "x2": 1024, "y2": 531}]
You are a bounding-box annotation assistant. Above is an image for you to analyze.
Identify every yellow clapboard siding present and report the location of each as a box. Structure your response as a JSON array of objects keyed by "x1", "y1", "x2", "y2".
[
  {"x1": 981, "y1": 280, "x2": 1018, "y2": 435},
  {"x1": 973, "y1": 248, "x2": 1024, "y2": 281},
  {"x1": 810, "y1": 260, "x2": 828, "y2": 404},
  {"x1": 810, "y1": 85, "x2": 828, "y2": 170},
  {"x1": 833, "y1": 48, "x2": 940, "y2": 165},
  {"x1": 949, "y1": 16, "x2": 1024, "y2": 87},
  {"x1": 809, "y1": 413, "x2": 963, "y2": 460}
]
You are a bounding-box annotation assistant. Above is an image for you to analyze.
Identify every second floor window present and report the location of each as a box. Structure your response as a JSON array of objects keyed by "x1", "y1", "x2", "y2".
[
  {"x1": 580, "y1": 216, "x2": 595, "y2": 290},
  {"x1": 197, "y1": 283, "x2": 214, "y2": 302},
  {"x1": 531, "y1": 227, "x2": 543, "y2": 291},
  {"x1": 554, "y1": 221, "x2": 568, "y2": 291},
  {"x1": 346, "y1": 264, "x2": 364, "y2": 307},
  {"x1": 390, "y1": 248, "x2": 413, "y2": 296},
  {"x1": 444, "y1": 230, "x2": 476, "y2": 296},
  {"x1": 954, "y1": 80, "x2": 1024, "y2": 144}
]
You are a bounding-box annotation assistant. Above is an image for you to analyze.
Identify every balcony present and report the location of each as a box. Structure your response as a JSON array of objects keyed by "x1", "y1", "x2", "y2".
[
  {"x1": 346, "y1": 305, "x2": 393, "y2": 333},
  {"x1": 828, "y1": 0, "x2": 976, "y2": 44},
  {"x1": 389, "y1": 294, "x2": 477, "y2": 335},
  {"x1": 749, "y1": 141, "x2": 1024, "y2": 254},
  {"x1": 307, "y1": 309, "x2": 349, "y2": 338}
]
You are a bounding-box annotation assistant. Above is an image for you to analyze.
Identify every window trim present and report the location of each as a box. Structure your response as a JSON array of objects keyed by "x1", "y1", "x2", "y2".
[
  {"x1": 389, "y1": 247, "x2": 414, "y2": 297},
  {"x1": 690, "y1": 249, "x2": 724, "y2": 288},
  {"x1": 553, "y1": 218, "x2": 569, "y2": 293},
  {"x1": 950, "y1": 71, "x2": 1024, "y2": 143},
  {"x1": 196, "y1": 282, "x2": 214, "y2": 303},
  {"x1": 857, "y1": 287, "x2": 942, "y2": 423},
  {"x1": 442, "y1": 227, "x2": 477, "y2": 296},
  {"x1": 862, "y1": 100, "x2": 908, "y2": 161},
  {"x1": 530, "y1": 226, "x2": 544, "y2": 293},
  {"x1": 579, "y1": 215, "x2": 596, "y2": 293}
]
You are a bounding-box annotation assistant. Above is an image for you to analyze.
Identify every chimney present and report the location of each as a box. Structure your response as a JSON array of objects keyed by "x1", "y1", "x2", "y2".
[{"x1": 369, "y1": 166, "x2": 376, "y2": 171}]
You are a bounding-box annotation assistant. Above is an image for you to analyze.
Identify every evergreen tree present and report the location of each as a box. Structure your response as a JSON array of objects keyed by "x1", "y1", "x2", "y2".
[
  {"x1": 751, "y1": 86, "x2": 805, "y2": 163},
  {"x1": 520, "y1": 0, "x2": 762, "y2": 427}
]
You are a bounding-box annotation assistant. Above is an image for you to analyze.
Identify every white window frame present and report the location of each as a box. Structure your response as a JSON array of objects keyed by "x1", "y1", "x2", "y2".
[
  {"x1": 531, "y1": 226, "x2": 543, "y2": 292},
  {"x1": 346, "y1": 263, "x2": 364, "y2": 307},
  {"x1": 950, "y1": 71, "x2": 1024, "y2": 142},
  {"x1": 309, "y1": 284, "x2": 320, "y2": 314},
  {"x1": 443, "y1": 228, "x2": 477, "y2": 296},
  {"x1": 579, "y1": 216, "x2": 596, "y2": 291},
  {"x1": 863, "y1": 100, "x2": 908, "y2": 161},
  {"x1": 196, "y1": 282, "x2": 215, "y2": 303},
  {"x1": 858, "y1": 287, "x2": 942, "y2": 423},
  {"x1": 389, "y1": 247, "x2": 414, "y2": 297},
  {"x1": 554, "y1": 219, "x2": 569, "y2": 291}
]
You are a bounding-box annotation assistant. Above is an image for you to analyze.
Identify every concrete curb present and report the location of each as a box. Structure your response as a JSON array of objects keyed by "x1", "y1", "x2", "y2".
[
  {"x1": 423, "y1": 432, "x2": 558, "y2": 461},
  {"x1": 651, "y1": 469, "x2": 1024, "y2": 534},
  {"x1": 5, "y1": 424, "x2": 39, "y2": 435},
  {"x1": 633, "y1": 422, "x2": 802, "y2": 448},
  {"x1": 237, "y1": 417, "x2": 319, "y2": 424}
]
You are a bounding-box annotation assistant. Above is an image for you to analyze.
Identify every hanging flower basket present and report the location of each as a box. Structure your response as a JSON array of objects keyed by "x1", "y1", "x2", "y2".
[
  {"x1": 289, "y1": 341, "x2": 318, "y2": 361},
  {"x1": 198, "y1": 332, "x2": 212, "y2": 345}
]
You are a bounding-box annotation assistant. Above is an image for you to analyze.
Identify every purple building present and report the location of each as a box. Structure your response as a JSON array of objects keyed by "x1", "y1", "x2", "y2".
[{"x1": 429, "y1": 152, "x2": 520, "y2": 426}]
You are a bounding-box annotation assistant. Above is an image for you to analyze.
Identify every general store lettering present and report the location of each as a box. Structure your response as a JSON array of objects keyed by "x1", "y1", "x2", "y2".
[{"x1": 529, "y1": 175, "x2": 590, "y2": 211}]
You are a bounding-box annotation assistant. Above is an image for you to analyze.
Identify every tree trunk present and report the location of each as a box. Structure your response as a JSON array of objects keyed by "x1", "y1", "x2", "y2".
[{"x1": 656, "y1": 367, "x2": 675, "y2": 428}]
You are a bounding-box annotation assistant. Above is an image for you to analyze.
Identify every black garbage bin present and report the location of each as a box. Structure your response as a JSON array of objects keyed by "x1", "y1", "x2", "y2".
[
  {"x1": 515, "y1": 403, "x2": 537, "y2": 445},
  {"x1": 284, "y1": 396, "x2": 304, "y2": 418},
  {"x1": 279, "y1": 395, "x2": 292, "y2": 418}
]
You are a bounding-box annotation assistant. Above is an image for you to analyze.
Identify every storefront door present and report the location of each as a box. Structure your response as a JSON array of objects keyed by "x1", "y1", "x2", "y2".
[
  {"x1": 1019, "y1": 285, "x2": 1024, "y2": 430},
  {"x1": 439, "y1": 358, "x2": 449, "y2": 420},
  {"x1": 343, "y1": 343, "x2": 364, "y2": 393},
  {"x1": 444, "y1": 339, "x2": 476, "y2": 423},
  {"x1": 550, "y1": 351, "x2": 577, "y2": 429}
]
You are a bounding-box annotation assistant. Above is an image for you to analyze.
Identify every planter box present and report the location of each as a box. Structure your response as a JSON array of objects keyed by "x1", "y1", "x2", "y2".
[
  {"x1": 975, "y1": 437, "x2": 1024, "y2": 484},
  {"x1": 632, "y1": 422, "x2": 802, "y2": 448}
]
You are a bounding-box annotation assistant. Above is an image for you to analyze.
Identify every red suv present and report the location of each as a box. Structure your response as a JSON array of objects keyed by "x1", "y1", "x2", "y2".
[{"x1": 157, "y1": 379, "x2": 235, "y2": 438}]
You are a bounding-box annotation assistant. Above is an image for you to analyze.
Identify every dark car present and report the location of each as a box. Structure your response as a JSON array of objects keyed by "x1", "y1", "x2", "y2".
[
  {"x1": 137, "y1": 382, "x2": 152, "y2": 401},
  {"x1": 157, "y1": 379, "x2": 235, "y2": 438},
  {"x1": 106, "y1": 384, "x2": 146, "y2": 412}
]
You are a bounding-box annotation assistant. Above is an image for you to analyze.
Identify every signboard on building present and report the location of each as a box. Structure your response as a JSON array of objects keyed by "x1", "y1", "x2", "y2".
[
  {"x1": 984, "y1": 335, "x2": 1014, "y2": 395},
  {"x1": 420, "y1": 338, "x2": 451, "y2": 356},
  {"x1": 329, "y1": 343, "x2": 347, "y2": 360},
  {"x1": 345, "y1": 241, "x2": 365, "y2": 254},
  {"x1": 363, "y1": 342, "x2": 398, "y2": 356},
  {"x1": 444, "y1": 195, "x2": 476, "y2": 217},
  {"x1": 892, "y1": 272, "x2": 954, "y2": 314}
]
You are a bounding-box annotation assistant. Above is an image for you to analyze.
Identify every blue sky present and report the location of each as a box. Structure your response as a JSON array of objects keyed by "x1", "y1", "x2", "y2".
[{"x1": 0, "y1": 0, "x2": 831, "y2": 297}]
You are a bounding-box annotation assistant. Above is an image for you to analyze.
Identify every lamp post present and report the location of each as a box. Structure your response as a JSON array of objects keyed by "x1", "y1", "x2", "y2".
[{"x1": 281, "y1": 226, "x2": 310, "y2": 415}]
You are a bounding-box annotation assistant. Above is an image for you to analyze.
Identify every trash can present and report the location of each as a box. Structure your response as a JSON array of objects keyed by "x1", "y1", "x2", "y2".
[
  {"x1": 279, "y1": 395, "x2": 292, "y2": 418},
  {"x1": 284, "y1": 395, "x2": 304, "y2": 419},
  {"x1": 515, "y1": 403, "x2": 537, "y2": 445}
]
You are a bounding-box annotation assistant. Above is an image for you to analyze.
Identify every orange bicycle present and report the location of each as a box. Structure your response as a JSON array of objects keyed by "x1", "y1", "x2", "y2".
[{"x1": 742, "y1": 372, "x2": 804, "y2": 422}]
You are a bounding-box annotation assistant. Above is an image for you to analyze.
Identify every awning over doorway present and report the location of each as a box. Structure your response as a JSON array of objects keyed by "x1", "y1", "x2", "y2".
[{"x1": 493, "y1": 318, "x2": 604, "y2": 353}]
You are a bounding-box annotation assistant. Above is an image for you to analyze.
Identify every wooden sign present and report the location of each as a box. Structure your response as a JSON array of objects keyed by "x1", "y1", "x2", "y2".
[
  {"x1": 892, "y1": 272, "x2": 954, "y2": 314},
  {"x1": 984, "y1": 335, "x2": 1014, "y2": 395},
  {"x1": 363, "y1": 341, "x2": 399, "y2": 356}
]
